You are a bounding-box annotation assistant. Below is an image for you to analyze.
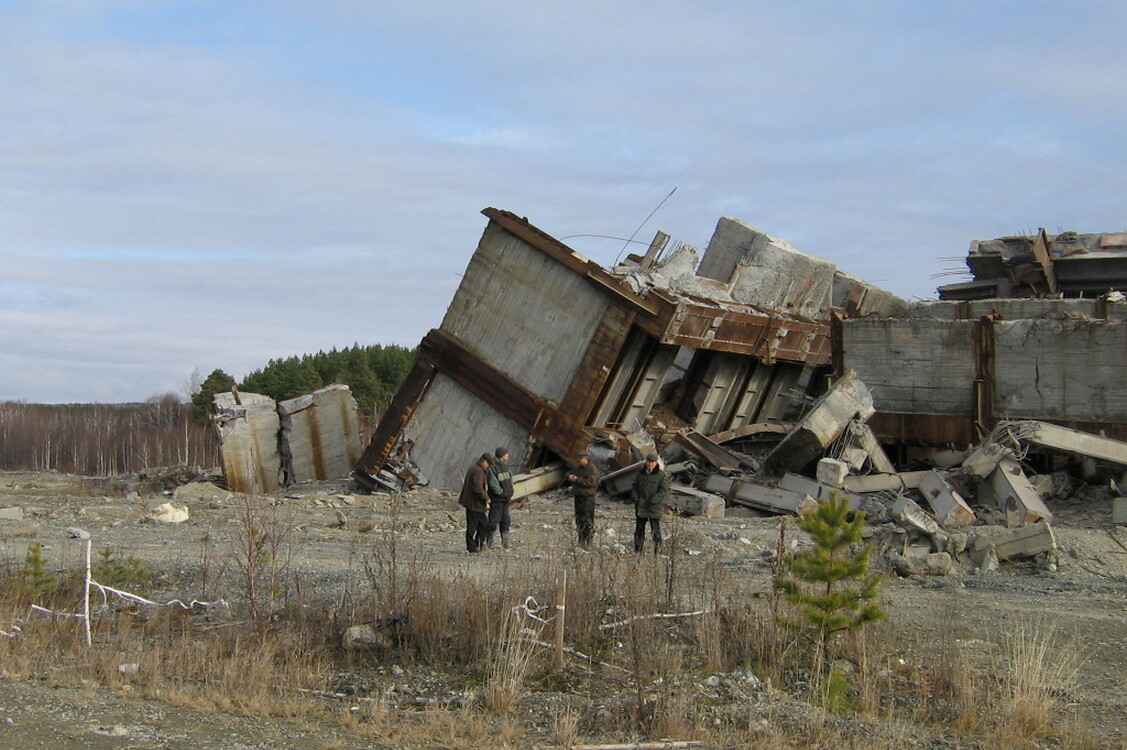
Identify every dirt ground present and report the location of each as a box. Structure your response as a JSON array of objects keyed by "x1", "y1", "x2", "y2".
[{"x1": 1, "y1": 469, "x2": 1126, "y2": 749}]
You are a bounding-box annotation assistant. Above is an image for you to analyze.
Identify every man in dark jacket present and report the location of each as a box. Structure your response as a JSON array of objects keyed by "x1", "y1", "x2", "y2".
[
  {"x1": 458, "y1": 453, "x2": 492, "y2": 553},
  {"x1": 485, "y1": 446, "x2": 515, "y2": 549},
  {"x1": 632, "y1": 453, "x2": 669, "y2": 554},
  {"x1": 567, "y1": 451, "x2": 601, "y2": 549}
]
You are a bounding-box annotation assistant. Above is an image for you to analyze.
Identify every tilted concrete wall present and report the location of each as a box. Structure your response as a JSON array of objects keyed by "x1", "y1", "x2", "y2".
[
  {"x1": 403, "y1": 374, "x2": 530, "y2": 491},
  {"x1": 414, "y1": 220, "x2": 611, "y2": 489},
  {"x1": 441, "y1": 221, "x2": 610, "y2": 400}
]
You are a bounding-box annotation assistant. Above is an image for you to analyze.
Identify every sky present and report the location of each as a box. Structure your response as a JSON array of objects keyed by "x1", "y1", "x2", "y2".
[{"x1": 3, "y1": 1, "x2": 1125, "y2": 404}]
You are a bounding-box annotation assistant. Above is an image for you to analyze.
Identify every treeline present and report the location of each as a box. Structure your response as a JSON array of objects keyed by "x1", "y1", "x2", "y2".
[
  {"x1": 190, "y1": 343, "x2": 416, "y2": 424},
  {"x1": 2, "y1": 343, "x2": 417, "y2": 477},
  {"x1": 0, "y1": 395, "x2": 219, "y2": 475}
]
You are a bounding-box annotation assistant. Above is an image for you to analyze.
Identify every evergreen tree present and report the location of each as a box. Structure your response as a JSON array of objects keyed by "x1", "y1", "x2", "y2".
[
  {"x1": 774, "y1": 492, "x2": 884, "y2": 672},
  {"x1": 190, "y1": 369, "x2": 236, "y2": 425}
]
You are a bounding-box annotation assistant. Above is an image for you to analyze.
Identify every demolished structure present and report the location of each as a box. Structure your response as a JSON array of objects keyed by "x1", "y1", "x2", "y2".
[
  {"x1": 215, "y1": 384, "x2": 363, "y2": 494},
  {"x1": 347, "y1": 210, "x2": 1127, "y2": 573}
]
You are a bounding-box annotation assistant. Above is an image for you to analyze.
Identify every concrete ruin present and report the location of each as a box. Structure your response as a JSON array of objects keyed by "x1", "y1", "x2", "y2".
[
  {"x1": 215, "y1": 384, "x2": 362, "y2": 494},
  {"x1": 352, "y1": 209, "x2": 917, "y2": 492},
  {"x1": 345, "y1": 210, "x2": 1126, "y2": 572}
]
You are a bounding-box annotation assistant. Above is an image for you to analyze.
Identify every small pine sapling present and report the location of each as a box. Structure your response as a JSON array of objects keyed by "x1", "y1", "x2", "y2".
[{"x1": 774, "y1": 492, "x2": 884, "y2": 675}]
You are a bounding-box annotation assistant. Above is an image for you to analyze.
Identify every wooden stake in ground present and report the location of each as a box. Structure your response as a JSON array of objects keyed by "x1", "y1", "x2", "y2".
[
  {"x1": 83, "y1": 539, "x2": 92, "y2": 647},
  {"x1": 553, "y1": 569, "x2": 566, "y2": 670}
]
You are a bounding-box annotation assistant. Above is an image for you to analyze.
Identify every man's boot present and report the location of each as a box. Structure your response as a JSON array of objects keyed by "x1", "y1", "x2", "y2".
[
  {"x1": 501, "y1": 531, "x2": 510, "y2": 549},
  {"x1": 653, "y1": 539, "x2": 662, "y2": 555},
  {"x1": 634, "y1": 536, "x2": 644, "y2": 554}
]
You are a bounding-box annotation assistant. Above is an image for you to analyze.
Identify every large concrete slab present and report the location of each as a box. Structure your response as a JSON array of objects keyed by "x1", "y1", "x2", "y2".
[
  {"x1": 279, "y1": 384, "x2": 363, "y2": 484},
  {"x1": 918, "y1": 469, "x2": 976, "y2": 527},
  {"x1": 214, "y1": 391, "x2": 282, "y2": 494},
  {"x1": 697, "y1": 217, "x2": 836, "y2": 319}
]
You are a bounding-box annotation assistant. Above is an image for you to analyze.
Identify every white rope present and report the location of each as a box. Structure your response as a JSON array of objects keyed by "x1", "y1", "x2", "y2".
[
  {"x1": 599, "y1": 609, "x2": 711, "y2": 631},
  {"x1": 512, "y1": 595, "x2": 555, "y2": 624}
]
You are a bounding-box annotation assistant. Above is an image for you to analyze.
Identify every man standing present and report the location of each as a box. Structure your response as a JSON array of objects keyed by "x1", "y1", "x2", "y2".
[
  {"x1": 567, "y1": 450, "x2": 601, "y2": 549},
  {"x1": 632, "y1": 453, "x2": 669, "y2": 554},
  {"x1": 486, "y1": 446, "x2": 515, "y2": 549},
  {"x1": 458, "y1": 453, "x2": 492, "y2": 553}
]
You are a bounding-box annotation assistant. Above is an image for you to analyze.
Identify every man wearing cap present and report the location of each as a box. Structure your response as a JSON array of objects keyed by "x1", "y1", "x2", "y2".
[
  {"x1": 485, "y1": 447, "x2": 515, "y2": 549},
  {"x1": 458, "y1": 453, "x2": 493, "y2": 553},
  {"x1": 632, "y1": 453, "x2": 669, "y2": 554},
  {"x1": 567, "y1": 451, "x2": 601, "y2": 549}
]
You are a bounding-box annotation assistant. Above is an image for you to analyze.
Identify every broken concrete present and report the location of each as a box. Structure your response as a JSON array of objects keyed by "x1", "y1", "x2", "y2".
[
  {"x1": 777, "y1": 473, "x2": 863, "y2": 510},
  {"x1": 918, "y1": 470, "x2": 976, "y2": 527},
  {"x1": 666, "y1": 484, "x2": 726, "y2": 518},
  {"x1": 704, "y1": 474, "x2": 809, "y2": 515},
  {"x1": 759, "y1": 370, "x2": 876, "y2": 477},
  {"x1": 214, "y1": 391, "x2": 282, "y2": 495},
  {"x1": 971, "y1": 522, "x2": 1056, "y2": 562},
  {"x1": 842, "y1": 471, "x2": 928, "y2": 494},
  {"x1": 816, "y1": 458, "x2": 849, "y2": 487},
  {"x1": 278, "y1": 384, "x2": 363, "y2": 485},
  {"x1": 991, "y1": 457, "x2": 1053, "y2": 527}
]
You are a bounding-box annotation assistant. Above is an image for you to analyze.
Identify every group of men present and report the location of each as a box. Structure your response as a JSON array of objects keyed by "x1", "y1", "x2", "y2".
[
  {"x1": 456, "y1": 447, "x2": 515, "y2": 553},
  {"x1": 459, "y1": 447, "x2": 670, "y2": 554}
]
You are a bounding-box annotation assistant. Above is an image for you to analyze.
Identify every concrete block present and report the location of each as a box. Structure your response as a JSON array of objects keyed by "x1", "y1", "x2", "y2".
[
  {"x1": 919, "y1": 469, "x2": 976, "y2": 527},
  {"x1": 850, "y1": 421, "x2": 896, "y2": 474},
  {"x1": 998, "y1": 420, "x2": 1127, "y2": 466},
  {"x1": 816, "y1": 458, "x2": 849, "y2": 487},
  {"x1": 972, "y1": 522, "x2": 1056, "y2": 561},
  {"x1": 892, "y1": 547, "x2": 953, "y2": 576},
  {"x1": 0, "y1": 506, "x2": 24, "y2": 521},
  {"x1": 725, "y1": 479, "x2": 809, "y2": 514},
  {"x1": 213, "y1": 391, "x2": 282, "y2": 495},
  {"x1": 842, "y1": 470, "x2": 929, "y2": 494},
  {"x1": 278, "y1": 384, "x2": 363, "y2": 484},
  {"x1": 1112, "y1": 497, "x2": 1127, "y2": 525},
  {"x1": 991, "y1": 458, "x2": 1053, "y2": 527},
  {"x1": 667, "y1": 485, "x2": 725, "y2": 518},
  {"x1": 778, "y1": 473, "x2": 863, "y2": 510},
  {"x1": 960, "y1": 439, "x2": 1012, "y2": 479},
  {"x1": 892, "y1": 496, "x2": 941, "y2": 537}
]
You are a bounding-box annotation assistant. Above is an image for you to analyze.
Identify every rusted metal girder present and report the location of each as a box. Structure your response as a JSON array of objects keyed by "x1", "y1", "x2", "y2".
[
  {"x1": 973, "y1": 315, "x2": 996, "y2": 438},
  {"x1": 639, "y1": 292, "x2": 831, "y2": 366},
  {"x1": 352, "y1": 358, "x2": 437, "y2": 490}
]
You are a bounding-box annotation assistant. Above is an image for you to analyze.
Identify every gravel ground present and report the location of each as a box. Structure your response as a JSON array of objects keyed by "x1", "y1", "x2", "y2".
[{"x1": 2, "y1": 469, "x2": 1126, "y2": 748}]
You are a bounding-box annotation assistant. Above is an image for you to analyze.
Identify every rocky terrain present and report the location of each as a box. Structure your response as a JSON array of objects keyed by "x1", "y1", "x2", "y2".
[{"x1": 1, "y1": 468, "x2": 1126, "y2": 749}]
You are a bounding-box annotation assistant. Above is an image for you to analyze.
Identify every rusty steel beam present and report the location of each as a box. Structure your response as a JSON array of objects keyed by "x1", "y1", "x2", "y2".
[
  {"x1": 352, "y1": 357, "x2": 436, "y2": 488},
  {"x1": 973, "y1": 315, "x2": 996, "y2": 437},
  {"x1": 868, "y1": 412, "x2": 977, "y2": 446},
  {"x1": 423, "y1": 328, "x2": 546, "y2": 428}
]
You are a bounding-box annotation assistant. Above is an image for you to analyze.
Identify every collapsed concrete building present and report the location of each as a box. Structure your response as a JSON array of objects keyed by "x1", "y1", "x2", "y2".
[
  {"x1": 354, "y1": 208, "x2": 903, "y2": 493},
  {"x1": 346, "y1": 211, "x2": 1127, "y2": 573},
  {"x1": 353, "y1": 211, "x2": 1127, "y2": 504}
]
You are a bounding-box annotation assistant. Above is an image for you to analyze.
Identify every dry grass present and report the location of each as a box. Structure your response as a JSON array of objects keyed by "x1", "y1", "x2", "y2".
[
  {"x1": 989, "y1": 619, "x2": 1090, "y2": 746},
  {"x1": 0, "y1": 536, "x2": 1106, "y2": 749}
]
